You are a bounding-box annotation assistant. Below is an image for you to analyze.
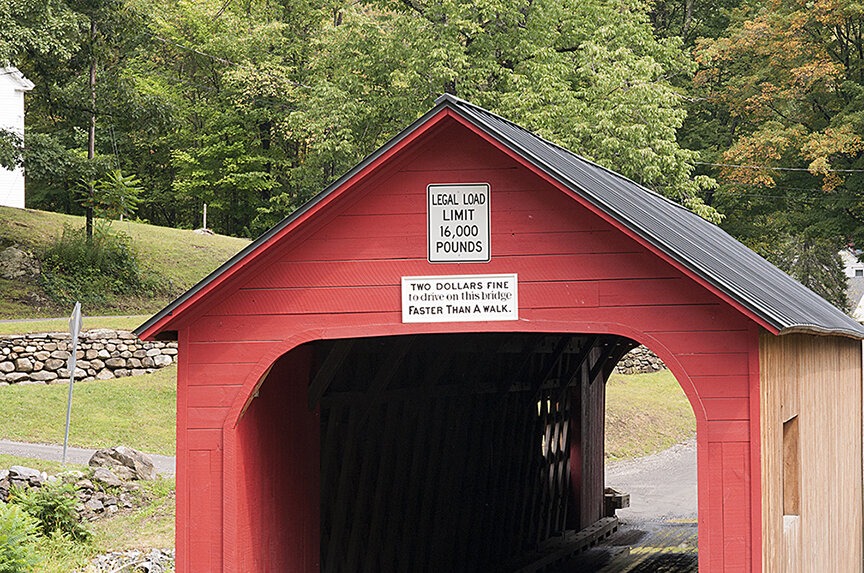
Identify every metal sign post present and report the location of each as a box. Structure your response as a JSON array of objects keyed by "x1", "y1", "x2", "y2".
[{"x1": 62, "y1": 301, "x2": 82, "y2": 464}]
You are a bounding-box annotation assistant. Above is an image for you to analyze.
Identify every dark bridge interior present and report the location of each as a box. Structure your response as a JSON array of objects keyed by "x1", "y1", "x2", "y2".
[{"x1": 309, "y1": 332, "x2": 637, "y2": 572}]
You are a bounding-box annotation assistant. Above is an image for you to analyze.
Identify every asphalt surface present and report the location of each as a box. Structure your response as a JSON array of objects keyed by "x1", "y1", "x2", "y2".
[
  {"x1": 606, "y1": 438, "x2": 698, "y2": 522},
  {"x1": 0, "y1": 439, "x2": 175, "y2": 476}
]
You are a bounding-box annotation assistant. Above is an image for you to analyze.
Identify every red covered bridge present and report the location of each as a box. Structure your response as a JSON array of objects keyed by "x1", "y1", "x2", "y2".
[{"x1": 137, "y1": 95, "x2": 864, "y2": 572}]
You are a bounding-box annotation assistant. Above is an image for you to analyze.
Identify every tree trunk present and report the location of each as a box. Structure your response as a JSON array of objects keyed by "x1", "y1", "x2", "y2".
[
  {"x1": 682, "y1": 0, "x2": 694, "y2": 41},
  {"x1": 86, "y1": 17, "x2": 97, "y2": 242}
]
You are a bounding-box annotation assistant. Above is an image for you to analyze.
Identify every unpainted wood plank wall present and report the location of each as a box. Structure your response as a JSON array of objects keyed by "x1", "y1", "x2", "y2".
[{"x1": 760, "y1": 333, "x2": 863, "y2": 572}]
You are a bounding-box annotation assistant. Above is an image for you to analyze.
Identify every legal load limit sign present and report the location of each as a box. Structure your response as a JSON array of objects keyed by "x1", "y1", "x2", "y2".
[{"x1": 427, "y1": 183, "x2": 490, "y2": 263}]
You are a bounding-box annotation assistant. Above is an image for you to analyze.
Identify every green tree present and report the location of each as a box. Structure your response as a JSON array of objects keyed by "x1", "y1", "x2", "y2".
[
  {"x1": 265, "y1": 0, "x2": 718, "y2": 227},
  {"x1": 0, "y1": 0, "x2": 82, "y2": 62},
  {"x1": 124, "y1": 0, "x2": 323, "y2": 235},
  {"x1": 88, "y1": 168, "x2": 143, "y2": 220},
  {"x1": 758, "y1": 232, "x2": 850, "y2": 309},
  {"x1": 0, "y1": 130, "x2": 22, "y2": 171},
  {"x1": 7, "y1": 0, "x2": 149, "y2": 235},
  {"x1": 7, "y1": 0, "x2": 722, "y2": 239}
]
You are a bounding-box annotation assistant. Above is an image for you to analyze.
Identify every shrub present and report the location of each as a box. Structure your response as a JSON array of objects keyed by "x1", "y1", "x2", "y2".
[
  {"x1": 10, "y1": 482, "x2": 91, "y2": 542},
  {"x1": 39, "y1": 223, "x2": 161, "y2": 306},
  {"x1": 0, "y1": 502, "x2": 39, "y2": 573}
]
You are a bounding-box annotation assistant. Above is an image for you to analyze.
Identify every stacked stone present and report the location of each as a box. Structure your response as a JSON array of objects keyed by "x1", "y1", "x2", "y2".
[
  {"x1": 78, "y1": 549, "x2": 174, "y2": 573},
  {"x1": 0, "y1": 466, "x2": 137, "y2": 519},
  {"x1": 0, "y1": 329, "x2": 177, "y2": 385},
  {"x1": 0, "y1": 447, "x2": 158, "y2": 519},
  {"x1": 614, "y1": 345, "x2": 667, "y2": 375},
  {"x1": 0, "y1": 465, "x2": 53, "y2": 500},
  {"x1": 75, "y1": 474, "x2": 139, "y2": 518}
]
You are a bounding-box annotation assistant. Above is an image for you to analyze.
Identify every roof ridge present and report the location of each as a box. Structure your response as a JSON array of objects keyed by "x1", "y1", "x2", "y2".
[{"x1": 440, "y1": 96, "x2": 693, "y2": 216}]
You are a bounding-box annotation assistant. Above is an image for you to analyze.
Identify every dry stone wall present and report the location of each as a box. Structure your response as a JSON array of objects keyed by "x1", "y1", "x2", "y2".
[
  {"x1": 0, "y1": 329, "x2": 176, "y2": 385},
  {"x1": 0, "y1": 332, "x2": 664, "y2": 383},
  {"x1": 614, "y1": 345, "x2": 667, "y2": 375}
]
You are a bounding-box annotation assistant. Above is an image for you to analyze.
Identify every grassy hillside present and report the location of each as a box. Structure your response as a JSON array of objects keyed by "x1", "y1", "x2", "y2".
[
  {"x1": 0, "y1": 206, "x2": 250, "y2": 319},
  {"x1": 0, "y1": 315, "x2": 148, "y2": 336},
  {"x1": 0, "y1": 365, "x2": 177, "y2": 455},
  {"x1": 605, "y1": 369, "x2": 696, "y2": 460}
]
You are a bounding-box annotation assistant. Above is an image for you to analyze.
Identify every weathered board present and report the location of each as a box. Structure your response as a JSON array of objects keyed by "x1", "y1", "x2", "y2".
[{"x1": 759, "y1": 333, "x2": 863, "y2": 573}]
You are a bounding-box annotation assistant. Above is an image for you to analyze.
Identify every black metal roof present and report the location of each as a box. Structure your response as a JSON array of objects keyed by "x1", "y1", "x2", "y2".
[{"x1": 136, "y1": 94, "x2": 864, "y2": 339}]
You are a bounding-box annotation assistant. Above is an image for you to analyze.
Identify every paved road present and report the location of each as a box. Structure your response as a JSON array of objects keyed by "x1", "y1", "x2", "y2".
[
  {"x1": 0, "y1": 439, "x2": 175, "y2": 476},
  {"x1": 606, "y1": 438, "x2": 698, "y2": 521}
]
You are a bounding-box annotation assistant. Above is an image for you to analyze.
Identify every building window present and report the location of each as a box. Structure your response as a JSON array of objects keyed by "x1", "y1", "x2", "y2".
[{"x1": 856, "y1": 269, "x2": 863, "y2": 277}]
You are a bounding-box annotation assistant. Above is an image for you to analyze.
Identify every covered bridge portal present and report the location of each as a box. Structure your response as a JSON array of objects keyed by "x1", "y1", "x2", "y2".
[{"x1": 137, "y1": 95, "x2": 864, "y2": 572}]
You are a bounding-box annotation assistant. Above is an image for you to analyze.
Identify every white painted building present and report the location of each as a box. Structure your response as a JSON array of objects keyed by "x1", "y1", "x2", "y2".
[
  {"x1": 840, "y1": 248, "x2": 864, "y2": 321},
  {"x1": 0, "y1": 66, "x2": 34, "y2": 209}
]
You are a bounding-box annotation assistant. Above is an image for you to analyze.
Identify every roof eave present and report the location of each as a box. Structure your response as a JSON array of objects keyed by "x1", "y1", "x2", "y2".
[
  {"x1": 778, "y1": 324, "x2": 864, "y2": 339},
  {"x1": 3, "y1": 67, "x2": 34, "y2": 91},
  {"x1": 136, "y1": 94, "x2": 864, "y2": 342}
]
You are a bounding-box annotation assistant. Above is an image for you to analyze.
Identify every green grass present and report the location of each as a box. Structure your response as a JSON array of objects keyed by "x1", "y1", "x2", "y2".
[
  {"x1": 0, "y1": 315, "x2": 150, "y2": 336},
  {"x1": 0, "y1": 277, "x2": 59, "y2": 319},
  {"x1": 605, "y1": 369, "x2": 696, "y2": 461},
  {"x1": 0, "y1": 363, "x2": 688, "y2": 461},
  {"x1": 0, "y1": 455, "x2": 175, "y2": 572},
  {"x1": 112, "y1": 218, "x2": 248, "y2": 292},
  {"x1": 0, "y1": 205, "x2": 249, "y2": 319},
  {"x1": 0, "y1": 366, "x2": 689, "y2": 570},
  {"x1": 88, "y1": 477, "x2": 175, "y2": 552},
  {"x1": 0, "y1": 366, "x2": 176, "y2": 455}
]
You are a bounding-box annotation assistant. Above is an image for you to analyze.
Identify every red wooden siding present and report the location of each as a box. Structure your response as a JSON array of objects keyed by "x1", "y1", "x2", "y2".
[{"x1": 174, "y1": 117, "x2": 761, "y2": 571}]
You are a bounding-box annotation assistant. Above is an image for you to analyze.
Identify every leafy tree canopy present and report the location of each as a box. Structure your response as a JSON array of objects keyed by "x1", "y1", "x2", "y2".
[
  {"x1": 688, "y1": 0, "x2": 864, "y2": 307},
  {"x1": 274, "y1": 0, "x2": 718, "y2": 226}
]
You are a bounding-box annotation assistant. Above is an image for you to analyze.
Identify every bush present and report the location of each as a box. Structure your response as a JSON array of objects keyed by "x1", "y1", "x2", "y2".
[
  {"x1": 10, "y1": 482, "x2": 91, "y2": 542},
  {"x1": 40, "y1": 223, "x2": 161, "y2": 306},
  {"x1": 0, "y1": 502, "x2": 39, "y2": 573}
]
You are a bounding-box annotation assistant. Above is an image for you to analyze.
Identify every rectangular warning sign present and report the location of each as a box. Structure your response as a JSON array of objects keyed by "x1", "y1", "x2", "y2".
[
  {"x1": 401, "y1": 274, "x2": 518, "y2": 323},
  {"x1": 427, "y1": 183, "x2": 491, "y2": 263}
]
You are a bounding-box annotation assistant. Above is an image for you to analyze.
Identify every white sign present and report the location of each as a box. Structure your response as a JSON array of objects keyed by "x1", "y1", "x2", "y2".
[
  {"x1": 402, "y1": 274, "x2": 518, "y2": 323},
  {"x1": 69, "y1": 301, "x2": 82, "y2": 340},
  {"x1": 427, "y1": 183, "x2": 490, "y2": 263}
]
